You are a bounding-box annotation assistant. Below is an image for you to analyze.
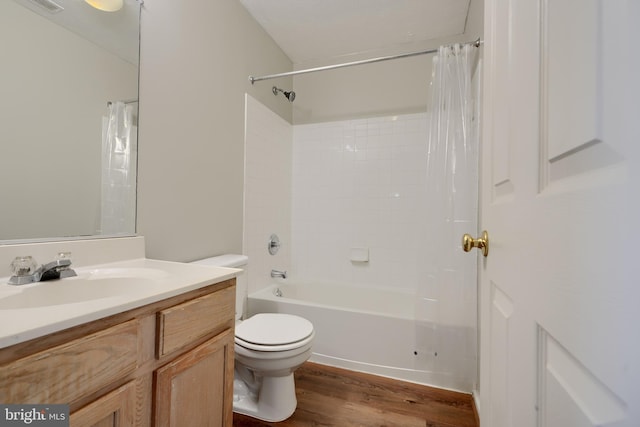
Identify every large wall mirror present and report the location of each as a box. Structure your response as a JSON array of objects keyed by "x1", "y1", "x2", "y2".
[{"x1": 0, "y1": 0, "x2": 140, "y2": 243}]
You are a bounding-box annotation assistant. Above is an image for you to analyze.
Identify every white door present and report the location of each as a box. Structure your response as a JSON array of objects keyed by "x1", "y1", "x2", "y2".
[{"x1": 479, "y1": 0, "x2": 640, "y2": 426}]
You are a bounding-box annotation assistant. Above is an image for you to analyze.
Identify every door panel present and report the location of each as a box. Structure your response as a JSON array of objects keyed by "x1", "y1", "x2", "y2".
[
  {"x1": 154, "y1": 330, "x2": 234, "y2": 427},
  {"x1": 480, "y1": 0, "x2": 639, "y2": 426},
  {"x1": 538, "y1": 329, "x2": 626, "y2": 427},
  {"x1": 541, "y1": 0, "x2": 623, "y2": 187},
  {"x1": 490, "y1": 283, "x2": 514, "y2": 427},
  {"x1": 488, "y1": 0, "x2": 515, "y2": 201},
  {"x1": 543, "y1": 0, "x2": 601, "y2": 160}
]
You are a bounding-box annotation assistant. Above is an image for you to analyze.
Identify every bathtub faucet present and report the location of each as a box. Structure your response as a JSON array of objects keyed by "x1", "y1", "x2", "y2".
[{"x1": 270, "y1": 269, "x2": 287, "y2": 279}]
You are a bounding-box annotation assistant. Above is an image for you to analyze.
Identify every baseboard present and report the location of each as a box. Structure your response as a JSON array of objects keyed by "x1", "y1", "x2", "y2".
[{"x1": 471, "y1": 389, "x2": 481, "y2": 426}]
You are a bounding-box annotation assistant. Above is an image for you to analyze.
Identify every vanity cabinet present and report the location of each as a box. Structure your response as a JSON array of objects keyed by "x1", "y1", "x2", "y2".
[
  {"x1": 155, "y1": 330, "x2": 234, "y2": 427},
  {"x1": 154, "y1": 288, "x2": 235, "y2": 427},
  {"x1": 0, "y1": 279, "x2": 235, "y2": 427}
]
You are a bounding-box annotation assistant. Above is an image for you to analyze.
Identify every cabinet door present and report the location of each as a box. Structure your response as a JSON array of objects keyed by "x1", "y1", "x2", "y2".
[
  {"x1": 70, "y1": 380, "x2": 136, "y2": 427},
  {"x1": 154, "y1": 329, "x2": 234, "y2": 427}
]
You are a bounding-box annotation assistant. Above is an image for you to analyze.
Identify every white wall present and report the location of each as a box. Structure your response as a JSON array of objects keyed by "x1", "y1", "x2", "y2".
[
  {"x1": 137, "y1": 0, "x2": 293, "y2": 262},
  {"x1": 291, "y1": 0, "x2": 484, "y2": 125},
  {"x1": 292, "y1": 55, "x2": 432, "y2": 124},
  {"x1": 129, "y1": 0, "x2": 482, "y2": 263}
]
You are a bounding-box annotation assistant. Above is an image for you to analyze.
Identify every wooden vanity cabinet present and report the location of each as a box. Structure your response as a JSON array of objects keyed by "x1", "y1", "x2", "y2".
[
  {"x1": 0, "y1": 279, "x2": 236, "y2": 427},
  {"x1": 154, "y1": 330, "x2": 234, "y2": 427},
  {"x1": 154, "y1": 286, "x2": 236, "y2": 427}
]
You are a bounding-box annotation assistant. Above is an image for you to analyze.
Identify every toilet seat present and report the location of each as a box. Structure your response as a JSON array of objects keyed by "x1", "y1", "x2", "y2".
[{"x1": 235, "y1": 313, "x2": 314, "y2": 352}]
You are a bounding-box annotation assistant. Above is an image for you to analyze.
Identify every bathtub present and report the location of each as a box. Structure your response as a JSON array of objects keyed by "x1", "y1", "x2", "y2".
[{"x1": 247, "y1": 282, "x2": 475, "y2": 392}]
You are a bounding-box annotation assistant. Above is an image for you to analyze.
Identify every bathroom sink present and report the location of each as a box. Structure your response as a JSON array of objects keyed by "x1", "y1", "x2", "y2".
[
  {"x1": 0, "y1": 267, "x2": 169, "y2": 309},
  {"x1": 0, "y1": 255, "x2": 241, "y2": 349}
]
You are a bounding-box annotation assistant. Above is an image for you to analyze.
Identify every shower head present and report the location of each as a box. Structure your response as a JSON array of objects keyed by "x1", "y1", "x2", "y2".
[{"x1": 272, "y1": 86, "x2": 296, "y2": 102}]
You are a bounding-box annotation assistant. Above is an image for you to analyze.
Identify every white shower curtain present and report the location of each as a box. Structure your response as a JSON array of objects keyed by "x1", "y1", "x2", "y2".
[
  {"x1": 414, "y1": 43, "x2": 480, "y2": 391},
  {"x1": 100, "y1": 101, "x2": 137, "y2": 235}
]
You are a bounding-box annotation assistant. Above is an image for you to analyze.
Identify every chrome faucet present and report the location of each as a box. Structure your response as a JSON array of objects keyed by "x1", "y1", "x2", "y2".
[
  {"x1": 270, "y1": 269, "x2": 287, "y2": 279},
  {"x1": 8, "y1": 255, "x2": 77, "y2": 285}
]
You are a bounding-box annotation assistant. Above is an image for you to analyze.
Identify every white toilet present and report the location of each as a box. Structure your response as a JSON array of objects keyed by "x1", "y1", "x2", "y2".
[{"x1": 191, "y1": 254, "x2": 315, "y2": 422}]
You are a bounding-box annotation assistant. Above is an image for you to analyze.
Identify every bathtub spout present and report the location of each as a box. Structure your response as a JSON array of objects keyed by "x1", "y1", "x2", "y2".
[{"x1": 271, "y1": 269, "x2": 287, "y2": 279}]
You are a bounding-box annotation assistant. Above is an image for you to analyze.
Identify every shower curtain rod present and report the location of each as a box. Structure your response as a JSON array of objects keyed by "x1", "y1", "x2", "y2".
[
  {"x1": 249, "y1": 38, "x2": 481, "y2": 84},
  {"x1": 107, "y1": 99, "x2": 138, "y2": 107}
]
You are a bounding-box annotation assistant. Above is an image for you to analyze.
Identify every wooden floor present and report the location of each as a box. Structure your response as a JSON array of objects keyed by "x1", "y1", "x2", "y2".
[{"x1": 233, "y1": 362, "x2": 478, "y2": 427}]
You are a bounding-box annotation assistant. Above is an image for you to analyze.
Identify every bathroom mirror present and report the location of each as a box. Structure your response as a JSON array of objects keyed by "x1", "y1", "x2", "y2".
[{"x1": 0, "y1": 0, "x2": 140, "y2": 243}]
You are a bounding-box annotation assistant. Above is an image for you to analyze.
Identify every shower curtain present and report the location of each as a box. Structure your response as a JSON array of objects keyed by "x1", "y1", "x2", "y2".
[
  {"x1": 414, "y1": 43, "x2": 480, "y2": 390},
  {"x1": 100, "y1": 101, "x2": 137, "y2": 235}
]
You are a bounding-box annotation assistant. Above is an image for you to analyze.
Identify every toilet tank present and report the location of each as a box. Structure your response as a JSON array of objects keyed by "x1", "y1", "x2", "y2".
[{"x1": 190, "y1": 254, "x2": 248, "y2": 321}]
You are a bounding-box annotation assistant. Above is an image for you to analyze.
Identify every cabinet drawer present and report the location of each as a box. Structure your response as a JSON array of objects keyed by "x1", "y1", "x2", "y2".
[
  {"x1": 157, "y1": 285, "x2": 234, "y2": 357},
  {"x1": 0, "y1": 320, "x2": 138, "y2": 404}
]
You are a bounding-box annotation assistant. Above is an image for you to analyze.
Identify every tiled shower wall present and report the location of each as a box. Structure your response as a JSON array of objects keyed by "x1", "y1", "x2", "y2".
[
  {"x1": 244, "y1": 102, "x2": 432, "y2": 295},
  {"x1": 243, "y1": 95, "x2": 292, "y2": 295},
  {"x1": 291, "y1": 114, "x2": 429, "y2": 292},
  {"x1": 244, "y1": 100, "x2": 478, "y2": 324}
]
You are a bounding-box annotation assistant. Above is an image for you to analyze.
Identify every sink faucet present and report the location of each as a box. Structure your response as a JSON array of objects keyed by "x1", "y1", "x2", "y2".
[
  {"x1": 270, "y1": 269, "x2": 287, "y2": 279},
  {"x1": 8, "y1": 255, "x2": 77, "y2": 285}
]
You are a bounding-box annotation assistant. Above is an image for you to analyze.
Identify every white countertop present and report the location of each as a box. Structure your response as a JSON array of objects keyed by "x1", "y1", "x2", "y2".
[{"x1": 0, "y1": 257, "x2": 240, "y2": 349}]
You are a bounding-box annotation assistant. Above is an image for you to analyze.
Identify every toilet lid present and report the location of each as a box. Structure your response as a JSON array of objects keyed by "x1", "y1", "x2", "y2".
[{"x1": 235, "y1": 313, "x2": 314, "y2": 347}]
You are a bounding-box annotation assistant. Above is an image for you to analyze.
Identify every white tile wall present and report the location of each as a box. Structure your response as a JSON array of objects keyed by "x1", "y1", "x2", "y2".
[
  {"x1": 243, "y1": 94, "x2": 292, "y2": 294},
  {"x1": 291, "y1": 114, "x2": 429, "y2": 293}
]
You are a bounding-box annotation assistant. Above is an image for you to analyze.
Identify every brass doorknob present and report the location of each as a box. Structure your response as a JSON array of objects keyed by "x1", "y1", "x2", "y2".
[{"x1": 462, "y1": 230, "x2": 489, "y2": 257}]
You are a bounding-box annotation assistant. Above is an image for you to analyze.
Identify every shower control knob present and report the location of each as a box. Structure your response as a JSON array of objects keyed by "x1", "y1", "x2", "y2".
[
  {"x1": 462, "y1": 231, "x2": 489, "y2": 257},
  {"x1": 268, "y1": 234, "x2": 281, "y2": 255}
]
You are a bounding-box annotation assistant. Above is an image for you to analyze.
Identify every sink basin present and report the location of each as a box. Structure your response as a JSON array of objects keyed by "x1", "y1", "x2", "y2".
[{"x1": 0, "y1": 267, "x2": 170, "y2": 309}]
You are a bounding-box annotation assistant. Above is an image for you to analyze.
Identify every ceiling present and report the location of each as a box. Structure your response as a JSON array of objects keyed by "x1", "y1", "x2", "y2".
[{"x1": 239, "y1": 0, "x2": 471, "y2": 65}]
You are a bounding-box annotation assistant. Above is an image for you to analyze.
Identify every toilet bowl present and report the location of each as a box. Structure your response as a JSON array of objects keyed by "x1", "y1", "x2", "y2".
[{"x1": 191, "y1": 255, "x2": 315, "y2": 422}]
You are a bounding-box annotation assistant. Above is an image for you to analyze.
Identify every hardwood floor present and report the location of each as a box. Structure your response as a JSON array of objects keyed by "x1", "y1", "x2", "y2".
[{"x1": 233, "y1": 362, "x2": 478, "y2": 427}]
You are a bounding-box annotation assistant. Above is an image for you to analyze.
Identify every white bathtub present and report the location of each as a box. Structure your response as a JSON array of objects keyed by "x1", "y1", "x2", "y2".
[{"x1": 247, "y1": 282, "x2": 475, "y2": 392}]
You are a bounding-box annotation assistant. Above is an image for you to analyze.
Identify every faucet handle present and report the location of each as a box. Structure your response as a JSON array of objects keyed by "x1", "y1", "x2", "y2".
[
  {"x1": 56, "y1": 252, "x2": 72, "y2": 262},
  {"x1": 55, "y1": 252, "x2": 77, "y2": 278},
  {"x1": 10, "y1": 256, "x2": 38, "y2": 277}
]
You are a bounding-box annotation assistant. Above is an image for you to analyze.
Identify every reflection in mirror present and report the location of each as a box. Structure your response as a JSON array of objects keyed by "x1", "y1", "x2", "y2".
[{"x1": 0, "y1": 0, "x2": 140, "y2": 243}]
